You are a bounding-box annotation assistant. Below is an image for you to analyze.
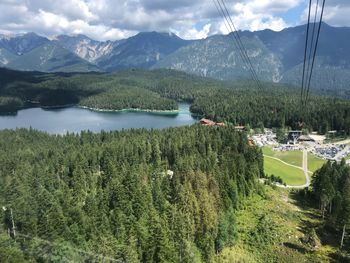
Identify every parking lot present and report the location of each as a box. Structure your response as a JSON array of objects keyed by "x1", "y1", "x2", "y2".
[{"x1": 252, "y1": 129, "x2": 350, "y2": 163}]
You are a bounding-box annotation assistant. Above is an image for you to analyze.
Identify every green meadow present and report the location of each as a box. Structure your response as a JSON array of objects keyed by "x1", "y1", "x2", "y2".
[
  {"x1": 307, "y1": 153, "x2": 327, "y2": 173},
  {"x1": 262, "y1": 146, "x2": 302, "y2": 167},
  {"x1": 264, "y1": 156, "x2": 306, "y2": 186}
]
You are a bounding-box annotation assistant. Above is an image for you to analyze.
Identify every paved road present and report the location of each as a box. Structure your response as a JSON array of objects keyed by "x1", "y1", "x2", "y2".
[
  {"x1": 334, "y1": 139, "x2": 350, "y2": 145},
  {"x1": 264, "y1": 149, "x2": 311, "y2": 189},
  {"x1": 334, "y1": 145, "x2": 350, "y2": 162}
]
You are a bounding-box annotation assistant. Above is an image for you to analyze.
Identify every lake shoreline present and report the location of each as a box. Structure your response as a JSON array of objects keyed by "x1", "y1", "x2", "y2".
[
  {"x1": 0, "y1": 102, "x2": 198, "y2": 134},
  {"x1": 78, "y1": 105, "x2": 181, "y2": 115},
  {"x1": 2, "y1": 102, "x2": 188, "y2": 116}
]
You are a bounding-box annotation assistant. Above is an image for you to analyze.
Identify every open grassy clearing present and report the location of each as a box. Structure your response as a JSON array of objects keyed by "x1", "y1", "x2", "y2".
[
  {"x1": 264, "y1": 156, "x2": 306, "y2": 186},
  {"x1": 216, "y1": 187, "x2": 307, "y2": 263},
  {"x1": 291, "y1": 192, "x2": 350, "y2": 262},
  {"x1": 307, "y1": 153, "x2": 327, "y2": 173},
  {"x1": 262, "y1": 146, "x2": 302, "y2": 167},
  {"x1": 263, "y1": 145, "x2": 327, "y2": 174},
  {"x1": 216, "y1": 187, "x2": 349, "y2": 263}
]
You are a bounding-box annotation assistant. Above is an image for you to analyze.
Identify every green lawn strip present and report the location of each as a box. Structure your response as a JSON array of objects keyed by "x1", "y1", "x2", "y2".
[
  {"x1": 262, "y1": 146, "x2": 302, "y2": 167},
  {"x1": 307, "y1": 153, "x2": 327, "y2": 173},
  {"x1": 264, "y1": 156, "x2": 306, "y2": 186}
]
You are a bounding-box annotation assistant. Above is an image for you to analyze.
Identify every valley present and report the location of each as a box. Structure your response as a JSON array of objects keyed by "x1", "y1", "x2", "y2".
[
  {"x1": 0, "y1": 67, "x2": 349, "y2": 262},
  {"x1": 1, "y1": 2, "x2": 350, "y2": 261}
]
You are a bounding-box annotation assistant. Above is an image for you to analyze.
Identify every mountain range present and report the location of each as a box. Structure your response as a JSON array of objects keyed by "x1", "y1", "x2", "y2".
[{"x1": 0, "y1": 23, "x2": 349, "y2": 90}]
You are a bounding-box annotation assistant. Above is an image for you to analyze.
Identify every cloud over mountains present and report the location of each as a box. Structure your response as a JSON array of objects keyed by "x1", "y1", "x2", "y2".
[{"x1": 0, "y1": 0, "x2": 348, "y2": 41}]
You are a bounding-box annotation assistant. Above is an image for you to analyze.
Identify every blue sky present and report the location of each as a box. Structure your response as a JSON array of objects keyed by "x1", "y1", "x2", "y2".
[
  {"x1": 281, "y1": 2, "x2": 306, "y2": 26},
  {"x1": 0, "y1": 0, "x2": 348, "y2": 41}
]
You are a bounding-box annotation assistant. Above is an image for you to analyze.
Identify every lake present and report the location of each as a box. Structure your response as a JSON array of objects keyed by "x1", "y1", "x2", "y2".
[{"x1": 0, "y1": 103, "x2": 198, "y2": 134}]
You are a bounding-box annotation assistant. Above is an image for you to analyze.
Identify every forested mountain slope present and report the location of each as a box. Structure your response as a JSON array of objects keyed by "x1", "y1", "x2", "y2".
[
  {"x1": 0, "y1": 126, "x2": 263, "y2": 262},
  {"x1": 154, "y1": 34, "x2": 282, "y2": 81},
  {"x1": 0, "y1": 68, "x2": 349, "y2": 134},
  {"x1": 154, "y1": 23, "x2": 350, "y2": 91}
]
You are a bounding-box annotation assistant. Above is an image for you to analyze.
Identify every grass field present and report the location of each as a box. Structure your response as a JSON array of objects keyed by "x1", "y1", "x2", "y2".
[
  {"x1": 307, "y1": 153, "x2": 327, "y2": 173},
  {"x1": 264, "y1": 156, "x2": 306, "y2": 186},
  {"x1": 262, "y1": 146, "x2": 302, "y2": 167}
]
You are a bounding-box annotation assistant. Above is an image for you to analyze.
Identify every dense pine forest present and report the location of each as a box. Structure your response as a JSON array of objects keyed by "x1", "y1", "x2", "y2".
[
  {"x1": 0, "y1": 68, "x2": 350, "y2": 134},
  {"x1": 1, "y1": 67, "x2": 350, "y2": 262},
  {"x1": 2, "y1": 0, "x2": 350, "y2": 261},
  {"x1": 310, "y1": 161, "x2": 350, "y2": 248},
  {"x1": 0, "y1": 126, "x2": 264, "y2": 262}
]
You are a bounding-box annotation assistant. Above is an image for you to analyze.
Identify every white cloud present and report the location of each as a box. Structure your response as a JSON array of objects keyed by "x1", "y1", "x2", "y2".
[
  {"x1": 176, "y1": 24, "x2": 212, "y2": 40},
  {"x1": 323, "y1": 5, "x2": 350, "y2": 27},
  {"x1": 300, "y1": 0, "x2": 350, "y2": 27},
  {"x1": 0, "y1": 0, "x2": 347, "y2": 41},
  {"x1": 229, "y1": 1, "x2": 290, "y2": 32},
  {"x1": 240, "y1": 0, "x2": 302, "y2": 13}
]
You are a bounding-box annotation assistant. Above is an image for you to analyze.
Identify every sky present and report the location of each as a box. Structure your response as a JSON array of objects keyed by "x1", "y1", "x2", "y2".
[{"x1": 0, "y1": 0, "x2": 349, "y2": 41}]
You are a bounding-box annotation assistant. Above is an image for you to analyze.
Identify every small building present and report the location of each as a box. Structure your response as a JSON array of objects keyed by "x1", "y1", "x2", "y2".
[
  {"x1": 308, "y1": 134, "x2": 326, "y2": 144},
  {"x1": 200, "y1": 118, "x2": 225, "y2": 127},
  {"x1": 288, "y1": 130, "x2": 302, "y2": 144},
  {"x1": 298, "y1": 135, "x2": 315, "y2": 143},
  {"x1": 200, "y1": 118, "x2": 216, "y2": 126}
]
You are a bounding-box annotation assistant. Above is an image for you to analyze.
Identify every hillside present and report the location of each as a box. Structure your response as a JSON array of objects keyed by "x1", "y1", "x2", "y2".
[
  {"x1": 7, "y1": 42, "x2": 100, "y2": 72},
  {"x1": 0, "y1": 126, "x2": 264, "y2": 262},
  {"x1": 54, "y1": 34, "x2": 114, "y2": 63},
  {"x1": 153, "y1": 34, "x2": 282, "y2": 82},
  {"x1": 0, "y1": 24, "x2": 349, "y2": 92},
  {"x1": 0, "y1": 68, "x2": 349, "y2": 135},
  {"x1": 0, "y1": 32, "x2": 49, "y2": 55},
  {"x1": 95, "y1": 32, "x2": 191, "y2": 71},
  {"x1": 154, "y1": 23, "x2": 350, "y2": 90}
]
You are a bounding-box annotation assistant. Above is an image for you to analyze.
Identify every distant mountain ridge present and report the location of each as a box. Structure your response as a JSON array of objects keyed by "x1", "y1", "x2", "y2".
[
  {"x1": 154, "y1": 23, "x2": 350, "y2": 90},
  {"x1": 0, "y1": 32, "x2": 99, "y2": 72},
  {"x1": 1, "y1": 23, "x2": 350, "y2": 90},
  {"x1": 53, "y1": 34, "x2": 115, "y2": 63},
  {"x1": 0, "y1": 32, "x2": 49, "y2": 55},
  {"x1": 95, "y1": 31, "x2": 191, "y2": 71}
]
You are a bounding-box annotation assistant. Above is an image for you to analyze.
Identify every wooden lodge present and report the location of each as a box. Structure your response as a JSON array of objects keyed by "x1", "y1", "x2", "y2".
[{"x1": 200, "y1": 118, "x2": 225, "y2": 127}]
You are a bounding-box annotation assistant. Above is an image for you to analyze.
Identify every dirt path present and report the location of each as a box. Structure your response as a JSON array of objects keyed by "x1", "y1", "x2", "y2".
[{"x1": 301, "y1": 149, "x2": 311, "y2": 188}]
